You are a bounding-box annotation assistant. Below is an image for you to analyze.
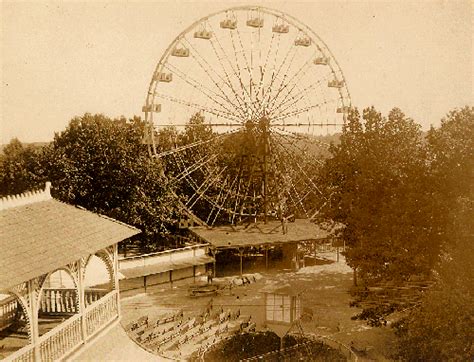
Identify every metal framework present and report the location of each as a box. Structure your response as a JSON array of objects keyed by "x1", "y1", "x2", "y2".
[{"x1": 142, "y1": 6, "x2": 351, "y2": 227}]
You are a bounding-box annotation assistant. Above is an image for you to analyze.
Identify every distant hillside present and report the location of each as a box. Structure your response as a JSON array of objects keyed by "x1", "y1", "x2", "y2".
[{"x1": 0, "y1": 141, "x2": 50, "y2": 154}]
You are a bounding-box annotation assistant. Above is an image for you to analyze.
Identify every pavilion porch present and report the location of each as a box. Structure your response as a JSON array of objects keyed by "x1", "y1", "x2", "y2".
[{"x1": 1, "y1": 246, "x2": 121, "y2": 362}]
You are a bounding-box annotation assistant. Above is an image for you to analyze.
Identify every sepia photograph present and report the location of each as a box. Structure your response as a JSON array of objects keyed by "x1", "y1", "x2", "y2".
[{"x1": 1, "y1": 1, "x2": 472, "y2": 361}]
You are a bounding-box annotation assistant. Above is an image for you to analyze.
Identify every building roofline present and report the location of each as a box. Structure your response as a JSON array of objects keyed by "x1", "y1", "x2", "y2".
[{"x1": 0, "y1": 182, "x2": 52, "y2": 210}]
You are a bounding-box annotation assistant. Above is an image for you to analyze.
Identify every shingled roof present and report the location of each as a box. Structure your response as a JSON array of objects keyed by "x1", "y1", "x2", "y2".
[
  {"x1": 190, "y1": 219, "x2": 331, "y2": 249},
  {"x1": 0, "y1": 183, "x2": 140, "y2": 292}
]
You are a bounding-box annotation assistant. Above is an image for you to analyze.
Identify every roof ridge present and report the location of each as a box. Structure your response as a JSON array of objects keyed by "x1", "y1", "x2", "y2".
[{"x1": 0, "y1": 182, "x2": 52, "y2": 211}]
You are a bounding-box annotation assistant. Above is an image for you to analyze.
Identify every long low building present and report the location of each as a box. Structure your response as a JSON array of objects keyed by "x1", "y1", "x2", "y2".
[
  {"x1": 118, "y1": 244, "x2": 214, "y2": 293},
  {"x1": 189, "y1": 219, "x2": 334, "y2": 275},
  {"x1": 189, "y1": 219, "x2": 332, "y2": 249}
]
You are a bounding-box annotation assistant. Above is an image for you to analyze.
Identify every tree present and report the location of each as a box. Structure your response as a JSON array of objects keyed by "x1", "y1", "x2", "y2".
[
  {"x1": 395, "y1": 107, "x2": 474, "y2": 360},
  {"x1": 43, "y1": 113, "x2": 179, "y2": 249},
  {"x1": 0, "y1": 138, "x2": 47, "y2": 197},
  {"x1": 320, "y1": 107, "x2": 437, "y2": 281},
  {"x1": 317, "y1": 107, "x2": 440, "y2": 324}
]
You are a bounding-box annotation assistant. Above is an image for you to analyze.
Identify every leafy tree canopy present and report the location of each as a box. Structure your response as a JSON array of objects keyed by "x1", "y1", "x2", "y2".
[
  {"x1": 0, "y1": 138, "x2": 47, "y2": 197},
  {"x1": 319, "y1": 107, "x2": 439, "y2": 284},
  {"x1": 42, "y1": 113, "x2": 180, "y2": 248},
  {"x1": 394, "y1": 106, "x2": 474, "y2": 361}
]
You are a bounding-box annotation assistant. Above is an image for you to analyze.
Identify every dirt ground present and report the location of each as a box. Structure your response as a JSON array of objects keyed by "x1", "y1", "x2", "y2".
[{"x1": 120, "y1": 252, "x2": 398, "y2": 361}]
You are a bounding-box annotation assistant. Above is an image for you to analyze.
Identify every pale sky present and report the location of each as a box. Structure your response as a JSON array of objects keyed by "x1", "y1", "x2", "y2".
[{"x1": 1, "y1": 0, "x2": 472, "y2": 143}]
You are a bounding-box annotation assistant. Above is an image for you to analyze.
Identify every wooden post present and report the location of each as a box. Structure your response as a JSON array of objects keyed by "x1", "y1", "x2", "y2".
[
  {"x1": 27, "y1": 280, "x2": 40, "y2": 362},
  {"x1": 77, "y1": 259, "x2": 87, "y2": 343},
  {"x1": 295, "y1": 243, "x2": 300, "y2": 271},
  {"x1": 336, "y1": 246, "x2": 339, "y2": 262},
  {"x1": 210, "y1": 248, "x2": 217, "y2": 278},
  {"x1": 265, "y1": 245, "x2": 269, "y2": 269},
  {"x1": 239, "y1": 248, "x2": 244, "y2": 277},
  {"x1": 144, "y1": 275, "x2": 147, "y2": 293},
  {"x1": 113, "y1": 244, "x2": 121, "y2": 318}
]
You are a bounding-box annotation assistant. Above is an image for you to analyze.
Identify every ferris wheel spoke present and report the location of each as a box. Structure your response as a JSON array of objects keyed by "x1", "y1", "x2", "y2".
[
  {"x1": 265, "y1": 43, "x2": 301, "y2": 114},
  {"x1": 205, "y1": 174, "x2": 229, "y2": 224},
  {"x1": 206, "y1": 22, "x2": 252, "y2": 112},
  {"x1": 228, "y1": 30, "x2": 255, "y2": 116},
  {"x1": 230, "y1": 171, "x2": 245, "y2": 224},
  {"x1": 175, "y1": 153, "x2": 218, "y2": 182},
  {"x1": 287, "y1": 174, "x2": 309, "y2": 218},
  {"x1": 233, "y1": 16, "x2": 256, "y2": 116},
  {"x1": 260, "y1": 41, "x2": 297, "y2": 116},
  {"x1": 163, "y1": 62, "x2": 242, "y2": 119},
  {"x1": 271, "y1": 99, "x2": 332, "y2": 122},
  {"x1": 271, "y1": 130, "x2": 327, "y2": 200},
  {"x1": 207, "y1": 37, "x2": 249, "y2": 117},
  {"x1": 156, "y1": 128, "x2": 240, "y2": 158},
  {"x1": 181, "y1": 38, "x2": 247, "y2": 120},
  {"x1": 263, "y1": 30, "x2": 282, "y2": 108},
  {"x1": 269, "y1": 51, "x2": 319, "y2": 112},
  {"x1": 174, "y1": 151, "x2": 238, "y2": 219},
  {"x1": 186, "y1": 166, "x2": 227, "y2": 209},
  {"x1": 209, "y1": 174, "x2": 240, "y2": 225},
  {"x1": 155, "y1": 92, "x2": 242, "y2": 123},
  {"x1": 271, "y1": 145, "x2": 309, "y2": 216},
  {"x1": 271, "y1": 131, "x2": 325, "y2": 165},
  {"x1": 253, "y1": 32, "x2": 276, "y2": 117},
  {"x1": 274, "y1": 73, "x2": 333, "y2": 113}
]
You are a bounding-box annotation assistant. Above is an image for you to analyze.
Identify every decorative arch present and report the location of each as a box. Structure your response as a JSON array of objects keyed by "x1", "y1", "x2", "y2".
[
  {"x1": 8, "y1": 276, "x2": 46, "y2": 344},
  {"x1": 84, "y1": 247, "x2": 116, "y2": 290},
  {"x1": 36, "y1": 267, "x2": 81, "y2": 317},
  {"x1": 38, "y1": 267, "x2": 79, "y2": 296},
  {"x1": 7, "y1": 289, "x2": 32, "y2": 342}
]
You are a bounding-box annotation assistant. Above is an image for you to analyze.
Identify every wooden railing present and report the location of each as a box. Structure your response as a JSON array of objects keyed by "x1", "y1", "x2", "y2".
[
  {"x1": 39, "y1": 288, "x2": 108, "y2": 315},
  {"x1": 0, "y1": 295, "x2": 18, "y2": 331},
  {"x1": 4, "y1": 290, "x2": 119, "y2": 362},
  {"x1": 6, "y1": 343, "x2": 35, "y2": 362},
  {"x1": 84, "y1": 289, "x2": 108, "y2": 306},
  {"x1": 38, "y1": 313, "x2": 82, "y2": 361},
  {"x1": 40, "y1": 288, "x2": 77, "y2": 315},
  {"x1": 85, "y1": 290, "x2": 118, "y2": 339}
]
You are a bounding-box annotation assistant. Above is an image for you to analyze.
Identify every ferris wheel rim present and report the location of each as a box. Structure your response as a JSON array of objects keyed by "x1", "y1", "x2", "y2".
[{"x1": 143, "y1": 5, "x2": 352, "y2": 132}]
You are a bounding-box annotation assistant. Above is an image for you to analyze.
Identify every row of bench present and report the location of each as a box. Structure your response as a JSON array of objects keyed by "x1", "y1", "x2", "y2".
[{"x1": 125, "y1": 305, "x2": 255, "y2": 359}]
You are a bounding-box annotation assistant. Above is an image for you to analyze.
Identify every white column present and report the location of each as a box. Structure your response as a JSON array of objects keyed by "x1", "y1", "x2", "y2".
[
  {"x1": 77, "y1": 259, "x2": 87, "y2": 342},
  {"x1": 113, "y1": 243, "x2": 121, "y2": 318},
  {"x1": 26, "y1": 280, "x2": 41, "y2": 362}
]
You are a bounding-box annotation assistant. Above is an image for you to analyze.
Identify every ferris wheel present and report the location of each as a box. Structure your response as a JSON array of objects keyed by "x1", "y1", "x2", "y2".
[{"x1": 142, "y1": 6, "x2": 351, "y2": 227}]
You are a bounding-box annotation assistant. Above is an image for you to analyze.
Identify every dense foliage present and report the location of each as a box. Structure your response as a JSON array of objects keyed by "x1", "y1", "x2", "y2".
[
  {"x1": 0, "y1": 139, "x2": 46, "y2": 196},
  {"x1": 317, "y1": 106, "x2": 473, "y2": 359},
  {"x1": 0, "y1": 114, "x2": 180, "y2": 249},
  {"x1": 202, "y1": 332, "x2": 346, "y2": 361},
  {"x1": 318, "y1": 107, "x2": 439, "y2": 283},
  {"x1": 203, "y1": 331, "x2": 280, "y2": 361},
  {"x1": 393, "y1": 107, "x2": 474, "y2": 360}
]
